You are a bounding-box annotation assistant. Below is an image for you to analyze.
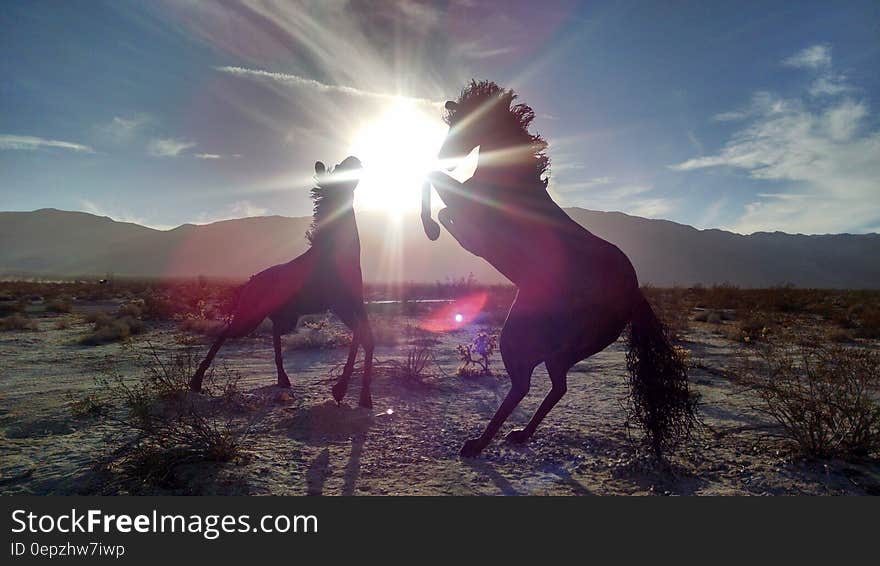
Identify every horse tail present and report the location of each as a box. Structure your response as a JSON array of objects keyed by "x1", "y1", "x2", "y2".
[{"x1": 625, "y1": 290, "x2": 697, "y2": 458}]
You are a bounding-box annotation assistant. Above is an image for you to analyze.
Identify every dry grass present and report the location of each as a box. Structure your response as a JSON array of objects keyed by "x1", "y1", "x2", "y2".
[
  {"x1": 79, "y1": 312, "x2": 144, "y2": 345},
  {"x1": 287, "y1": 318, "x2": 351, "y2": 350},
  {"x1": 79, "y1": 340, "x2": 264, "y2": 492},
  {"x1": 0, "y1": 313, "x2": 37, "y2": 331},
  {"x1": 45, "y1": 298, "x2": 72, "y2": 313},
  {"x1": 386, "y1": 344, "x2": 440, "y2": 385}
]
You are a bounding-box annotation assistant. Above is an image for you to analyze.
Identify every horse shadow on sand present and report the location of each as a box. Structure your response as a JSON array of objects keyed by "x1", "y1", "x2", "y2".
[{"x1": 277, "y1": 400, "x2": 373, "y2": 495}]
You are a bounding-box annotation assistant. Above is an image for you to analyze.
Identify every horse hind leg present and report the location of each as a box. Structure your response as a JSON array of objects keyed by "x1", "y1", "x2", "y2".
[
  {"x1": 331, "y1": 305, "x2": 368, "y2": 406},
  {"x1": 506, "y1": 355, "x2": 574, "y2": 444},
  {"x1": 190, "y1": 329, "x2": 229, "y2": 392},
  {"x1": 332, "y1": 333, "x2": 360, "y2": 405},
  {"x1": 356, "y1": 317, "x2": 375, "y2": 409}
]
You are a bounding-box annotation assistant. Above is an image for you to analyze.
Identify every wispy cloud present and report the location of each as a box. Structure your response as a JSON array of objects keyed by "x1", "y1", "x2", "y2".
[
  {"x1": 216, "y1": 66, "x2": 442, "y2": 107},
  {"x1": 670, "y1": 44, "x2": 880, "y2": 234},
  {"x1": 96, "y1": 115, "x2": 148, "y2": 143},
  {"x1": 195, "y1": 200, "x2": 269, "y2": 223},
  {"x1": 0, "y1": 134, "x2": 93, "y2": 153},
  {"x1": 147, "y1": 137, "x2": 196, "y2": 157},
  {"x1": 783, "y1": 44, "x2": 832, "y2": 69},
  {"x1": 783, "y1": 44, "x2": 851, "y2": 98},
  {"x1": 194, "y1": 153, "x2": 241, "y2": 160}
]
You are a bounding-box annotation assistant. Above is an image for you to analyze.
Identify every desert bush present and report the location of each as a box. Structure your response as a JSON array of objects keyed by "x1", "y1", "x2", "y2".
[
  {"x1": 370, "y1": 319, "x2": 400, "y2": 347},
  {"x1": 387, "y1": 344, "x2": 439, "y2": 385},
  {"x1": 827, "y1": 328, "x2": 853, "y2": 343},
  {"x1": 0, "y1": 313, "x2": 37, "y2": 331},
  {"x1": 46, "y1": 298, "x2": 72, "y2": 313},
  {"x1": 641, "y1": 286, "x2": 691, "y2": 338},
  {"x1": 855, "y1": 307, "x2": 880, "y2": 339},
  {"x1": 82, "y1": 341, "x2": 261, "y2": 491},
  {"x1": 738, "y1": 341, "x2": 880, "y2": 458},
  {"x1": 69, "y1": 393, "x2": 108, "y2": 419},
  {"x1": 180, "y1": 316, "x2": 226, "y2": 337},
  {"x1": 726, "y1": 313, "x2": 774, "y2": 343},
  {"x1": 117, "y1": 301, "x2": 143, "y2": 318},
  {"x1": 0, "y1": 299, "x2": 24, "y2": 317},
  {"x1": 141, "y1": 292, "x2": 177, "y2": 320},
  {"x1": 287, "y1": 318, "x2": 351, "y2": 350},
  {"x1": 456, "y1": 332, "x2": 497, "y2": 377},
  {"x1": 80, "y1": 313, "x2": 145, "y2": 345}
]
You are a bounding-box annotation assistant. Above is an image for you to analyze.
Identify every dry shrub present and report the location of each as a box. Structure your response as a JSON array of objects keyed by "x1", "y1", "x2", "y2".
[
  {"x1": 370, "y1": 319, "x2": 400, "y2": 347},
  {"x1": 0, "y1": 300, "x2": 24, "y2": 317},
  {"x1": 695, "y1": 283, "x2": 742, "y2": 310},
  {"x1": 45, "y1": 298, "x2": 72, "y2": 313},
  {"x1": 0, "y1": 313, "x2": 37, "y2": 331},
  {"x1": 827, "y1": 328, "x2": 853, "y2": 343},
  {"x1": 286, "y1": 318, "x2": 351, "y2": 350},
  {"x1": 738, "y1": 340, "x2": 880, "y2": 458},
  {"x1": 180, "y1": 316, "x2": 226, "y2": 337},
  {"x1": 387, "y1": 344, "x2": 439, "y2": 385},
  {"x1": 80, "y1": 312, "x2": 144, "y2": 345},
  {"x1": 726, "y1": 312, "x2": 774, "y2": 343},
  {"x1": 82, "y1": 341, "x2": 262, "y2": 491},
  {"x1": 456, "y1": 332, "x2": 497, "y2": 377},
  {"x1": 855, "y1": 307, "x2": 880, "y2": 339},
  {"x1": 641, "y1": 286, "x2": 690, "y2": 339},
  {"x1": 693, "y1": 309, "x2": 734, "y2": 324}
]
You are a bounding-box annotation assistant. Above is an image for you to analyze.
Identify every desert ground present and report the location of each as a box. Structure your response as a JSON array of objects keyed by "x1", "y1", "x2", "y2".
[{"x1": 1, "y1": 281, "x2": 879, "y2": 495}]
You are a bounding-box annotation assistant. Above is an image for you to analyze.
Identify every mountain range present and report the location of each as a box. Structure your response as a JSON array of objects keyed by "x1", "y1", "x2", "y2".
[{"x1": 1, "y1": 208, "x2": 878, "y2": 288}]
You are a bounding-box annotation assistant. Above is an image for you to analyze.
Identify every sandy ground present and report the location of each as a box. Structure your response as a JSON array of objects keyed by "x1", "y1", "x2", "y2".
[{"x1": 1, "y1": 305, "x2": 879, "y2": 496}]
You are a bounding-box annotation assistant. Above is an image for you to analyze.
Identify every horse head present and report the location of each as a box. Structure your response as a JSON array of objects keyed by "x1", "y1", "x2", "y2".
[
  {"x1": 421, "y1": 80, "x2": 550, "y2": 242},
  {"x1": 315, "y1": 155, "x2": 362, "y2": 193},
  {"x1": 307, "y1": 156, "x2": 363, "y2": 245}
]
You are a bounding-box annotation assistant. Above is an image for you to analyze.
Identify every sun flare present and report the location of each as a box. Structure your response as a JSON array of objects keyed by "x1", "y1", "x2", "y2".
[{"x1": 348, "y1": 100, "x2": 447, "y2": 217}]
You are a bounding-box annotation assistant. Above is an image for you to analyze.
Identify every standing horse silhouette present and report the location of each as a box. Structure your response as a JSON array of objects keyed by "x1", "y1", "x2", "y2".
[
  {"x1": 190, "y1": 156, "x2": 375, "y2": 408},
  {"x1": 421, "y1": 81, "x2": 696, "y2": 457}
]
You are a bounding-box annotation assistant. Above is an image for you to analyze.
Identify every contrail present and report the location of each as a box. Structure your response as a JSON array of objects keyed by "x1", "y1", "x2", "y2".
[{"x1": 215, "y1": 66, "x2": 443, "y2": 107}]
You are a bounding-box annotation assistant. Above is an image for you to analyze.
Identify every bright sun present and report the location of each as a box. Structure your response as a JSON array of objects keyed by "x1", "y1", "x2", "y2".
[{"x1": 348, "y1": 100, "x2": 447, "y2": 217}]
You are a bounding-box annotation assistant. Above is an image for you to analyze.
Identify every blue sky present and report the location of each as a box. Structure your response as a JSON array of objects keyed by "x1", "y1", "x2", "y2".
[{"x1": 1, "y1": 0, "x2": 878, "y2": 234}]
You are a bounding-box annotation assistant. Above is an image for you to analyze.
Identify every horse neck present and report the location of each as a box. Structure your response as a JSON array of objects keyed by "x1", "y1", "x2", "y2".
[{"x1": 315, "y1": 205, "x2": 360, "y2": 255}]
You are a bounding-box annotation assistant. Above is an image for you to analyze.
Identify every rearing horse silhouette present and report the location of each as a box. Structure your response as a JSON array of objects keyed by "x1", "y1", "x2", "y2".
[
  {"x1": 191, "y1": 156, "x2": 375, "y2": 408},
  {"x1": 421, "y1": 81, "x2": 696, "y2": 457}
]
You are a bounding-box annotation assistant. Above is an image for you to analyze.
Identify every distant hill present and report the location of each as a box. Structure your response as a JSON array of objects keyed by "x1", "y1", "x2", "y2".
[{"x1": 1, "y1": 208, "x2": 878, "y2": 288}]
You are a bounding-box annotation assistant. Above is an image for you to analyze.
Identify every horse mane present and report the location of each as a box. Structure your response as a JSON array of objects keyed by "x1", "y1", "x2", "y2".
[
  {"x1": 305, "y1": 170, "x2": 355, "y2": 246},
  {"x1": 445, "y1": 80, "x2": 550, "y2": 191}
]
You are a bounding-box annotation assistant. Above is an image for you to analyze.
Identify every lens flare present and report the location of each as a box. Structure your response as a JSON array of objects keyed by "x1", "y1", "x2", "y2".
[{"x1": 419, "y1": 292, "x2": 488, "y2": 332}]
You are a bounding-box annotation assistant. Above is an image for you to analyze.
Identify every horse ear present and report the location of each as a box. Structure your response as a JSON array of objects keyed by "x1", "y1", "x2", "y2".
[
  {"x1": 444, "y1": 100, "x2": 457, "y2": 111},
  {"x1": 315, "y1": 161, "x2": 326, "y2": 175}
]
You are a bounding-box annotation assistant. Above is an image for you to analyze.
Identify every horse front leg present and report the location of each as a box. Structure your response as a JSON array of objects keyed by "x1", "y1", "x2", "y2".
[
  {"x1": 506, "y1": 356, "x2": 571, "y2": 444},
  {"x1": 272, "y1": 322, "x2": 292, "y2": 389},
  {"x1": 421, "y1": 181, "x2": 441, "y2": 241},
  {"x1": 437, "y1": 207, "x2": 488, "y2": 258}
]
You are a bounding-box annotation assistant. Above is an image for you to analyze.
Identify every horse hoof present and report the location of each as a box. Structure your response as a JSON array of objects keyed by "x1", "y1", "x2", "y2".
[
  {"x1": 459, "y1": 438, "x2": 485, "y2": 458},
  {"x1": 277, "y1": 376, "x2": 292, "y2": 389},
  {"x1": 358, "y1": 396, "x2": 373, "y2": 409},
  {"x1": 331, "y1": 383, "x2": 346, "y2": 404},
  {"x1": 505, "y1": 429, "x2": 530, "y2": 444}
]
